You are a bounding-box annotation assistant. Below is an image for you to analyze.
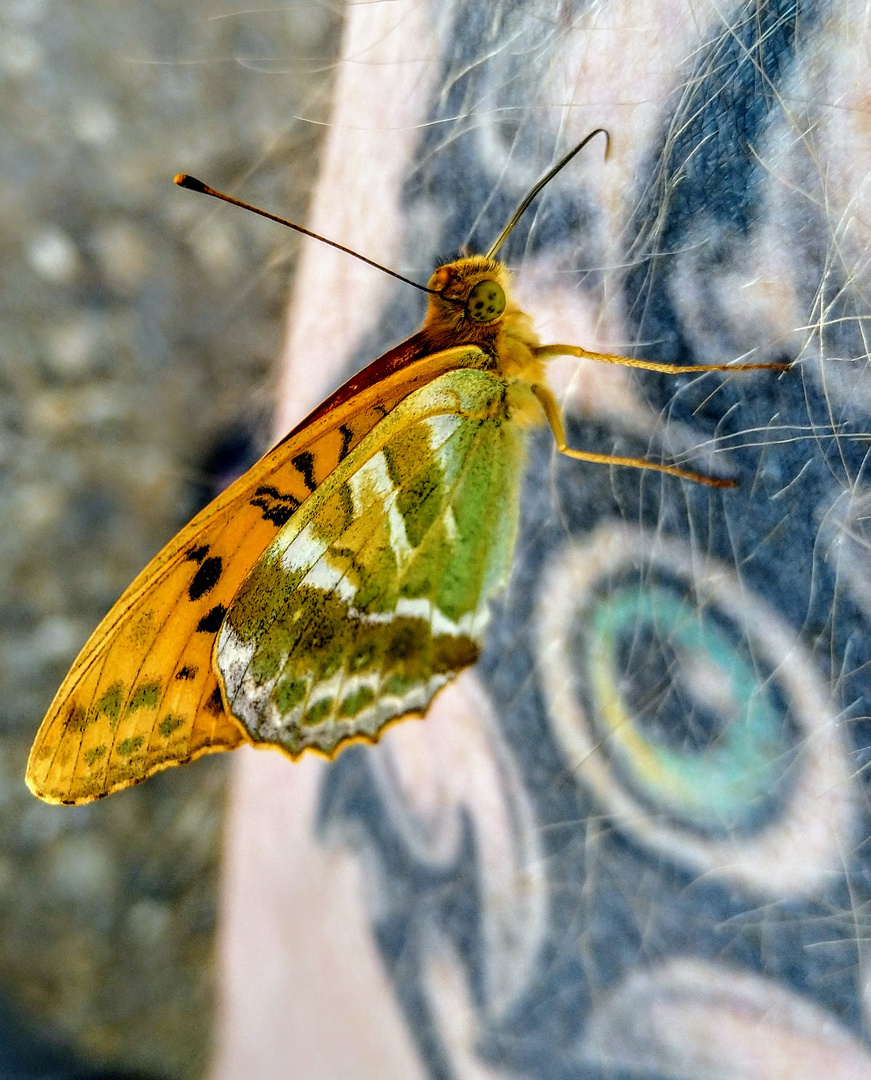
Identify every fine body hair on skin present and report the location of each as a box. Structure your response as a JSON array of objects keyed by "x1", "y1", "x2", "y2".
[{"x1": 213, "y1": 3, "x2": 871, "y2": 1078}]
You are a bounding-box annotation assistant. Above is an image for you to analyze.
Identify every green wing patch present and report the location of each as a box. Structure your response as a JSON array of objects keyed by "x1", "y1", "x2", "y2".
[{"x1": 217, "y1": 367, "x2": 525, "y2": 757}]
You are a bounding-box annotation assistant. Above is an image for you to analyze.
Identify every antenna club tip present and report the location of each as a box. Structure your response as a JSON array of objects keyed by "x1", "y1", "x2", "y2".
[
  {"x1": 591, "y1": 128, "x2": 611, "y2": 161},
  {"x1": 174, "y1": 174, "x2": 206, "y2": 192}
]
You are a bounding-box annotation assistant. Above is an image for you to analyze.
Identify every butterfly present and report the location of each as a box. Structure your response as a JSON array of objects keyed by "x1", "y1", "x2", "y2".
[{"x1": 26, "y1": 131, "x2": 789, "y2": 804}]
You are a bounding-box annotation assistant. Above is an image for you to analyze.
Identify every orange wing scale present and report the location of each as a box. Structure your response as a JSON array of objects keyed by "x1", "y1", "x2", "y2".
[{"x1": 27, "y1": 343, "x2": 485, "y2": 803}]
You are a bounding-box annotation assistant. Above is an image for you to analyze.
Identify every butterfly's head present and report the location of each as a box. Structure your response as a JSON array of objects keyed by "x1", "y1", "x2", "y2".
[{"x1": 422, "y1": 255, "x2": 511, "y2": 350}]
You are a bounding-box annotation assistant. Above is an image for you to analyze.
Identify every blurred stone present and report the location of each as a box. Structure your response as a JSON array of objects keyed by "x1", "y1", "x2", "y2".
[
  {"x1": 1, "y1": 0, "x2": 340, "y2": 1076},
  {"x1": 26, "y1": 228, "x2": 81, "y2": 284}
]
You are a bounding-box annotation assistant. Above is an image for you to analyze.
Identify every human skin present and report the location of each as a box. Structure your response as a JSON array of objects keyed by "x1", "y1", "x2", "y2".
[{"x1": 211, "y1": 2, "x2": 871, "y2": 1078}]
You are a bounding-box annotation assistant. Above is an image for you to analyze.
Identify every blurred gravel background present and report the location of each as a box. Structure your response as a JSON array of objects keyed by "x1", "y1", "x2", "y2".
[{"x1": 0, "y1": 1, "x2": 338, "y2": 1075}]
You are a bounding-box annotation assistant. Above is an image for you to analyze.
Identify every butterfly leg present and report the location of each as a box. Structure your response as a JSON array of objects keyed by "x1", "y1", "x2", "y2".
[
  {"x1": 529, "y1": 382, "x2": 736, "y2": 488},
  {"x1": 533, "y1": 343, "x2": 791, "y2": 375}
]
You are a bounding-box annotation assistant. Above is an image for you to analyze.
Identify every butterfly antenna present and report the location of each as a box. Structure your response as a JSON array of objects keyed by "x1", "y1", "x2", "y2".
[
  {"x1": 174, "y1": 174, "x2": 441, "y2": 298},
  {"x1": 485, "y1": 128, "x2": 610, "y2": 259}
]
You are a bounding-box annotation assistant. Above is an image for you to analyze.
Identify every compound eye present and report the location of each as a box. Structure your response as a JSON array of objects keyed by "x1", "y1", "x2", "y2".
[{"x1": 465, "y1": 279, "x2": 506, "y2": 324}]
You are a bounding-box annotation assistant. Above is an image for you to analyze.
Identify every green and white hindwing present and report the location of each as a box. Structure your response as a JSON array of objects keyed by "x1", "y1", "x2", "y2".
[{"x1": 216, "y1": 366, "x2": 525, "y2": 756}]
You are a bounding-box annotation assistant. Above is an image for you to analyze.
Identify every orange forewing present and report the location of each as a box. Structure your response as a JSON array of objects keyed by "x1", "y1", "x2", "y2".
[{"x1": 27, "y1": 342, "x2": 486, "y2": 803}]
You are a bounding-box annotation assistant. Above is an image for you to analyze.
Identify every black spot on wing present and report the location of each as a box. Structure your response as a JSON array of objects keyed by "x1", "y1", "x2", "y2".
[
  {"x1": 251, "y1": 485, "x2": 301, "y2": 527},
  {"x1": 292, "y1": 451, "x2": 317, "y2": 492},
  {"x1": 64, "y1": 703, "x2": 88, "y2": 733},
  {"x1": 196, "y1": 604, "x2": 226, "y2": 633},
  {"x1": 189, "y1": 556, "x2": 223, "y2": 601},
  {"x1": 339, "y1": 423, "x2": 354, "y2": 461},
  {"x1": 205, "y1": 686, "x2": 224, "y2": 715},
  {"x1": 186, "y1": 545, "x2": 209, "y2": 563},
  {"x1": 176, "y1": 665, "x2": 198, "y2": 681}
]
